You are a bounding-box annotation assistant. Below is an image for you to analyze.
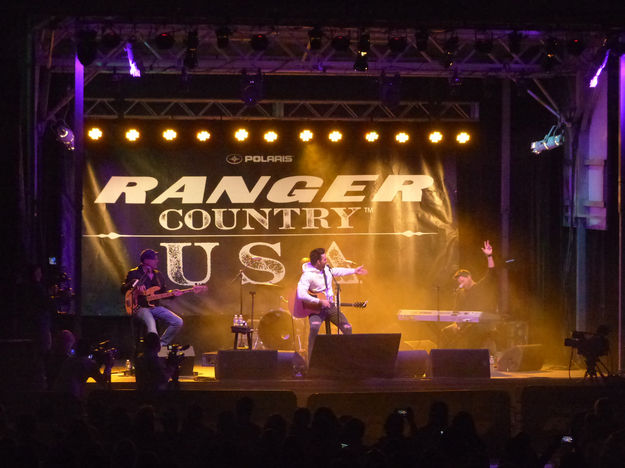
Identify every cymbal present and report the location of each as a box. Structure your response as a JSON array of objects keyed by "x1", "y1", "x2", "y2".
[{"x1": 254, "y1": 282, "x2": 282, "y2": 288}]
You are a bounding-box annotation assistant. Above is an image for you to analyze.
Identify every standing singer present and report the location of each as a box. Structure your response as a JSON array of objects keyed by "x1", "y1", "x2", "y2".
[{"x1": 295, "y1": 248, "x2": 367, "y2": 358}]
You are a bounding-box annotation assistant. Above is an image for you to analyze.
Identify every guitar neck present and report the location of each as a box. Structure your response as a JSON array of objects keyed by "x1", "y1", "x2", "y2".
[{"x1": 147, "y1": 287, "x2": 195, "y2": 301}]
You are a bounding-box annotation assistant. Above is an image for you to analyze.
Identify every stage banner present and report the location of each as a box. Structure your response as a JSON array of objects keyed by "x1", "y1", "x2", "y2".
[{"x1": 82, "y1": 122, "x2": 459, "y2": 332}]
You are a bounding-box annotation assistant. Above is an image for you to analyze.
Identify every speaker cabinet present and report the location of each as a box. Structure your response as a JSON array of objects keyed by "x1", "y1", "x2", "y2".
[
  {"x1": 216, "y1": 350, "x2": 278, "y2": 379},
  {"x1": 308, "y1": 334, "x2": 401, "y2": 379},
  {"x1": 158, "y1": 345, "x2": 196, "y2": 376},
  {"x1": 395, "y1": 350, "x2": 430, "y2": 378},
  {"x1": 429, "y1": 348, "x2": 490, "y2": 378},
  {"x1": 497, "y1": 344, "x2": 544, "y2": 372}
]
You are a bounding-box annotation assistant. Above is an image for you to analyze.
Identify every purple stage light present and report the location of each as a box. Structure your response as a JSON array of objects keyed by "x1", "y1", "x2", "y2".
[
  {"x1": 589, "y1": 49, "x2": 610, "y2": 88},
  {"x1": 124, "y1": 42, "x2": 141, "y2": 78}
]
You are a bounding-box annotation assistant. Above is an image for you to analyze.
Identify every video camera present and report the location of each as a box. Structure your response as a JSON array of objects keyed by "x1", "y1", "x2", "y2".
[
  {"x1": 90, "y1": 340, "x2": 119, "y2": 366},
  {"x1": 564, "y1": 326, "x2": 609, "y2": 360}
]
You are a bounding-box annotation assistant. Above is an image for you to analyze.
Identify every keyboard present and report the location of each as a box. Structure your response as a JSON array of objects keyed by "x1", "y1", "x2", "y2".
[{"x1": 397, "y1": 309, "x2": 498, "y2": 323}]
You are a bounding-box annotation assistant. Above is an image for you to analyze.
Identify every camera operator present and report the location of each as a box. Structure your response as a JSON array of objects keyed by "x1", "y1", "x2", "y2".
[
  {"x1": 134, "y1": 332, "x2": 178, "y2": 391},
  {"x1": 52, "y1": 338, "x2": 113, "y2": 399}
]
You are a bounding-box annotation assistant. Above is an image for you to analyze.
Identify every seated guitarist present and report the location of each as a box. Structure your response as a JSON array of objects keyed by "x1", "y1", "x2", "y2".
[
  {"x1": 121, "y1": 249, "x2": 184, "y2": 346},
  {"x1": 295, "y1": 248, "x2": 367, "y2": 360}
]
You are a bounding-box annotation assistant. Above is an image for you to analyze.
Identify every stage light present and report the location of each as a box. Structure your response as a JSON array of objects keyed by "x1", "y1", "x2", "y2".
[
  {"x1": 353, "y1": 52, "x2": 368, "y2": 71},
  {"x1": 76, "y1": 30, "x2": 98, "y2": 66},
  {"x1": 87, "y1": 127, "x2": 103, "y2": 141},
  {"x1": 508, "y1": 31, "x2": 522, "y2": 55},
  {"x1": 428, "y1": 131, "x2": 443, "y2": 143},
  {"x1": 415, "y1": 29, "x2": 429, "y2": 51},
  {"x1": 52, "y1": 121, "x2": 75, "y2": 151},
  {"x1": 365, "y1": 131, "x2": 379, "y2": 142},
  {"x1": 196, "y1": 130, "x2": 211, "y2": 142},
  {"x1": 125, "y1": 129, "x2": 140, "y2": 142},
  {"x1": 567, "y1": 36, "x2": 585, "y2": 56},
  {"x1": 329, "y1": 130, "x2": 342, "y2": 142},
  {"x1": 264, "y1": 131, "x2": 278, "y2": 142},
  {"x1": 250, "y1": 33, "x2": 269, "y2": 51},
  {"x1": 240, "y1": 70, "x2": 264, "y2": 105},
  {"x1": 216, "y1": 27, "x2": 230, "y2": 49},
  {"x1": 100, "y1": 29, "x2": 121, "y2": 52},
  {"x1": 162, "y1": 129, "x2": 177, "y2": 141},
  {"x1": 308, "y1": 26, "x2": 323, "y2": 50},
  {"x1": 124, "y1": 42, "x2": 141, "y2": 77},
  {"x1": 530, "y1": 125, "x2": 564, "y2": 154},
  {"x1": 456, "y1": 131, "x2": 471, "y2": 144},
  {"x1": 474, "y1": 32, "x2": 493, "y2": 54},
  {"x1": 589, "y1": 48, "x2": 610, "y2": 88},
  {"x1": 299, "y1": 129, "x2": 314, "y2": 142},
  {"x1": 155, "y1": 32, "x2": 175, "y2": 50},
  {"x1": 331, "y1": 34, "x2": 350, "y2": 51},
  {"x1": 235, "y1": 128, "x2": 249, "y2": 142},
  {"x1": 357, "y1": 32, "x2": 370, "y2": 54},
  {"x1": 388, "y1": 35, "x2": 407, "y2": 53},
  {"x1": 541, "y1": 36, "x2": 559, "y2": 71},
  {"x1": 448, "y1": 69, "x2": 462, "y2": 87},
  {"x1": 380, "y1": 72, "x2": 401, "y2": 108},
  {"x1": 184, "y1": 31, "x2": 199, "y2": 69},
  {"x1": 395, "y1": 132, "x2": 409, "y2": 143}
]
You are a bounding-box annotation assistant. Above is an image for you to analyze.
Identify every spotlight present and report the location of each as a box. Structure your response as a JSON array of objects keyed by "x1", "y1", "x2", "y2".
[
  {"x1": 125, "y1": 129, "x2": 140, "y2": 142},
  {"x1": 184, "y1": 31, "x2": 199, "y2": 69},
  {"x1": 443, "y1": 35, "x2": 459, "y2": 55},
  {"x1": 456, "y1": 131, "x2": 471, "y2": 144},
  {"x1": 388, "y1": 35, "x2": 407, "y2": 53},
  {"x1": 76, "y1": 30, "x2": 98, "y2": 66},
  {"x1": 589, "y1": 48, "x2": 610, "y2": 88},
  {"x1": 331, "y1": 34, "x2": 350, "y2": 51},
  {"x1": 357, "y1": 32, "x2": 370, "y2": 54},
  {"x1": 567, "y1": 36, "x2": 585, "y2": 56},
  {"x1": 308, "y1": 26, "x2": 323, "y2": 50},
  {"x1": 329, "y1": 130, "x2": 342, "y2": 142},
  {"x1": 353, "y1": 52, "x2": 368, "y2": 71},
  {"x1": 508, "y1": 31, "x2": 523, "y2": 55},
  {"x1": 365, "y1": 131, "x2": 379, "y2": 142},
  {"x1": 474, "y1": 32, "x2": 493, "y2": 54},
  {"x1": 541, "y1": 36, "x2": 559, "y2": 71},
  {"x1": 415, "y1": 29, "x2": 429, "y2": 51},
  {"x1": 234, "y1": 128, "x2": 249, "y2": 142},
  {"x1": 380, "y1": 72, "x2": 401, "y2": 108},
  {"x1": 87, "y1": 127, "x2": 103, "y2": 141},
  {"x1": 52, "y1": 121, "x2": 75, "y2": 151},
  {"x1": 155, "y1": 32, "x2": 175, "y2": 50},
  {"x1": 264, "y1": 131, "x2": 278, "y2": 142},
  {"x1": 196, "y1": 130, "x2": 211, "y2": 142},
  {"x1": 100, "y1": 29, "x2": 121, "y2": 52},
  {"x1": 530, "y1": 125, "x2": 564, "y2": 154},
  {"x1": 428, "y1": 131, "x2": 443, "y2": 143},
  {"x1": 395, "y1": 132, "x2": 410, "y2": 143},
  {"x1": 448, "y1": 69, "x2": 462, "y2": 87},
  {"x1": 299, "y1": 129, "x2": 314, "y2": 142},
  {"x1": 216, "y1": 26, "x2": 230, "y2": 49},
  {"x1": 240, "y1": 70, "x2": 264, "y2": 105},
  {"x1": 162, "y1": 129, "x2": 177, "y2": 141},
  {"x1": 124, "y1": 41, "x2": 141, "y2": 77},
  {"x1": 250, "y1": 33, "x2": 269, "y2": 51}
]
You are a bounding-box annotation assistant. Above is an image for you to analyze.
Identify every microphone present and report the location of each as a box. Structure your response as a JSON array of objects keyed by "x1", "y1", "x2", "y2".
[
  {"x1": 454, "y1": 284, "x2": 463, "y2": 293},
  {"x1": 131, "y1": 279, "x2": 139, "y2": 288},
  {"x1": 344, "y1": 260, "x2": 356, "y2": 265}
]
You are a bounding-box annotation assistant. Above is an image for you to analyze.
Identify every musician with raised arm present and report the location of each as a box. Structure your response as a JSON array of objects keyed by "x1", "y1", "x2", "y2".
[
  {"x1": 121, "y1": 249, "x2": 184, "y2": 346},
  {"x1": 295, "y1": 248, "x2": 368, "y2": 359},
  {"x1": 452, "y1": 240, "x2": 497, "y2": 314}
]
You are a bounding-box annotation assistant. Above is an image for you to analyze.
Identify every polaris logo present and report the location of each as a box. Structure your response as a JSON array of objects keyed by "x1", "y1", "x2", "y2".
[{"x1": 227, "y1": 154, "x2": 294, "y2": 164}]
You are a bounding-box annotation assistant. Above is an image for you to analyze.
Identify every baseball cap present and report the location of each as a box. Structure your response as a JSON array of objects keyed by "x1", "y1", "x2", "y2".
[{"x1": 140, "y1": 249, "x2": 158, "y2": 262}]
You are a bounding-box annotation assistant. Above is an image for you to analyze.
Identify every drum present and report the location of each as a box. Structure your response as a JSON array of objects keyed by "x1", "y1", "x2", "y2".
[{"x1": 258, "y1": 309, "x2": 296, "y2": 350}]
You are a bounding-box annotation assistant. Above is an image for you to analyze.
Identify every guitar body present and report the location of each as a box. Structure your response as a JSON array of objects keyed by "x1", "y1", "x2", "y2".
[
  {"x1": 289, "y1": 290, "x2": 367, "y2": 318},
  {"x1": 124, "y1": 285, "x2": 207, "y2": 315}
]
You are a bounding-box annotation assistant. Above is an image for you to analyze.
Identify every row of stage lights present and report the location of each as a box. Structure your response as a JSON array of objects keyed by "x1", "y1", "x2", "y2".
[{"x1": 86, "y1": 127, "x2": 472, "y2": 145}]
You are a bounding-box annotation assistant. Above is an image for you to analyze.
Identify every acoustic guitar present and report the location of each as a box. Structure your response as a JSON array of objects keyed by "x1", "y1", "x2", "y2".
[
  {"x1": 124, "y1": 285, "x2": 207, "y2": 316},
  {"x1": 289, "y1": 290, "x2": 367, "y2": 318}
]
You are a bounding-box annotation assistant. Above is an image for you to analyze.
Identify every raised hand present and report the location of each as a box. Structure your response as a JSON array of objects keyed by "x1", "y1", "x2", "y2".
[{"x1": 481, "y1": 240, "x2": 493, "y2": 256}]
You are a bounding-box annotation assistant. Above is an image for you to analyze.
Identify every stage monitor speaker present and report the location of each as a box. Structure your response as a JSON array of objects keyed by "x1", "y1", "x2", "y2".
[
  {"x1": 430, "y1": 348, "x2": 490, "y2": 378},
  {"x1": 308, "y1": 334, "x2": 401, "y2": 379},
  {"x1": 216, "y1": 350, "x2": 278, "y2": 379},
  {"x1": 497, "y1": 344, "x2": 544, "y2": 372},
  {"x1": 158, "y1": 345, "x2": 195, "y2": 376},
  {"x1": 395, "y1": 350, "x2": 430, "y2": 378}
]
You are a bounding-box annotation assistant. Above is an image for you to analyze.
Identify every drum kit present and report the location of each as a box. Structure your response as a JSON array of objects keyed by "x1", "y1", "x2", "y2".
[{"x1": 231, "y1": 272, "x2": 305, "y2": 351}]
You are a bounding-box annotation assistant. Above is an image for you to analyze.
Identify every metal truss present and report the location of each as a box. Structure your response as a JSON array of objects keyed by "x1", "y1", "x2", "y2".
[
  {"x1": 36, "y1": 20, "x2": 598, "y2": 78},
  {"x1": 85, "y1": 98, "x2": 479, "y2": 121}
]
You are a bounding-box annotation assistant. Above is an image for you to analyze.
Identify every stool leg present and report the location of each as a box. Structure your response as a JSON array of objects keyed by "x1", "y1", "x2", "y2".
[
  {"x1": 325, "y1": 318, "x2": 331, "y2": 335},
  {"x1": 233, "y1": 333, "x2": 238, "y2": 350}
]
